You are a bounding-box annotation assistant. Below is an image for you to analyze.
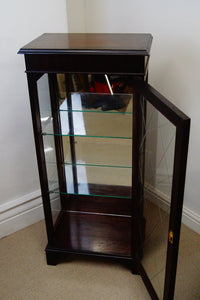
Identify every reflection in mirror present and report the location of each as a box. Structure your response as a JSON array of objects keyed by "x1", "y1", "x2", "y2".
[
  {"x1": 140, "y1": 99, "x2": 176, "y2": 299},
  {"x1": 60, "y1": 92, "x2": 133, "y2": 198}
]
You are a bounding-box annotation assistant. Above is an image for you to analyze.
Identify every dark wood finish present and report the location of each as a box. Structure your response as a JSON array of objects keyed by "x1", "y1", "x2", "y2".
[
  {"x1": 18, "y1": 33, "x2": 152, "y2": 74},
  {"x1": 66, "y1": 93, "x2": 78, "y2": 194},
  {"x1": 59, "y1": 188, "x2": 132, "y2": 216},
  {"x1": 131, "y1": 78, "x2": 189, "y2": 126},
  {"x1": 19, "y1": 33, "x2": 152, "y2": 55},
  {"x1": 64, "y1": 74, "x2": 74, "y2": 94},
  {"x1": 131, "y1": 78, "x2": 190, "y2": 300},
  {"x1": 24, "y1": 53, "x2": 145, "y2": 75},
  {"x1": 19, "y1": 34, "x2": 190, "y2": 300},
  {"x1": 131, "y1": 90, "x2": 142, "y2": 257},
  {"x1": 52, "y1": 210, "x2": 131, "y2": 257},
  {"x1": 64, "y1": 74, "x2": 78, "y2": 196}
]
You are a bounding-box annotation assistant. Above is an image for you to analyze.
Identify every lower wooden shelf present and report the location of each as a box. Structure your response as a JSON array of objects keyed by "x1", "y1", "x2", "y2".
[
  {"x1": 51, "y1": 210, "x2": 131, "y2": 257},
  {"x1": 45, "y1": 186, "x2": 145, "y2": 265}
]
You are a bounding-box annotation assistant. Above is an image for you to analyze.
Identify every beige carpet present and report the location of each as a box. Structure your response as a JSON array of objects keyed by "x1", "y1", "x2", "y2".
[
  {"x1": 0, "y1": 220, "x2": 150, "y2": 300},
  {"x1": 0, "y1": 219, "x2": 199, "y2": 300}
]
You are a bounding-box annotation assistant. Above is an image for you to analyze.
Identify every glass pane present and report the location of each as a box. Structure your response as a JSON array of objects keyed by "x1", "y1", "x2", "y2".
[
  {"x1": 50, "y1": 164, "x2": 132, "y2": 198},
  {"x1": 63, "y1": 137, "x2": 132, "y2": 168},
  {"x1": 70, "y1": 164, "x2": 131, "y2": 196},
  {"x1": 61, "y1": 92, "x2": 132, "y2": 113},
  {"x1": 37, "y1": 74, "x2": 133, "y2": 200},
  {"x1": 140, "y1": 98, "x2": 176, "y2": 299},
  {"x1": 37, "y1": 74, "x2": 53, "y2": 134},
  {"x1": 44, "y1": 93, "x2": 133, "y2": 139},
  {"x1": 43, "y1": 135, "x2": 58, "y2": 191},
  {"x1": 37, "y1": 74, "x2": 61, "y2": 224}
]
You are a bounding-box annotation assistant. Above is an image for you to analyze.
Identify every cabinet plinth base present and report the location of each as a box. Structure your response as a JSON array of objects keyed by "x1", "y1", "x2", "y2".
[{"x1": 45, "y1": 246, "x2": 139, "y2": 274}]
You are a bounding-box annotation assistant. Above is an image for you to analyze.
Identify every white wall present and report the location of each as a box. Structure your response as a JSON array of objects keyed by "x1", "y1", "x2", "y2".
[
  {"x1": 67, "y1": 0, "x2": 200, "y2": 232},
  {"x1": 1, "y1": 0, "x2": 199, "y2": 237},
  {"x1": 67, "y1": 0, "x2": 86, "y2": 32},
  {"x1": 0, "y1": 0, "x2": 68, "y2": 236}
]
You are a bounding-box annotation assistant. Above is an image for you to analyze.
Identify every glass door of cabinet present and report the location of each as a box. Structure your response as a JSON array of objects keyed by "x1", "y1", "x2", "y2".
[
  {"x1": 28, "y1": 72, "x2": 190, "y2": 299},
  {"x1": 132, "y1": 79, "x2": 190, "y2": 300}
]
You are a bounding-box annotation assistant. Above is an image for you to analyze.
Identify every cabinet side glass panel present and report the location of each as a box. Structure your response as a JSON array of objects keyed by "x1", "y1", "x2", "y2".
[{"x1": 37, "y1": 74, "x2": 62, "y2": 223}]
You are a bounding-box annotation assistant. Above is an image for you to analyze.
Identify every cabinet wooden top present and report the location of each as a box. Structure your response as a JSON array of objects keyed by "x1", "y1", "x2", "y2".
[{"x1": 18, "y1": 33, "x2": 152, "y2": 55}]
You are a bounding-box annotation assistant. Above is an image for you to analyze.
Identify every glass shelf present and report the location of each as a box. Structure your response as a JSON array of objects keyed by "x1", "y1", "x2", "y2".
[
  {"x1": 68, "y1": 137, "x2": 132, "y2": 168},
  {"x1": 41, "y1": 92, "x2": 133, "y2": 139},
  {"x1": 50, "y1": 186, "x2": 132, "y2": 199},
  {"x1": 60, "y1": 92, "x2": 132, "y2": 113},
  {"x1": 42, "y1": 132, "x2": 132, "y2": 139},
  {"x1": 43, "y1": 135, "x2": 132, "y2": 168},
  {"x1": 59, "y1": 109, "x2": 132, "y2": 114},
  {"x1": 64, "y1": 162, "x2": 131, "y2": 169},
  {"x1": 48, "y1": 162, "x2": 132, "y2": 199},
  {"x1": 44, "y1": 161, "x2": 131, "y2": 169}
]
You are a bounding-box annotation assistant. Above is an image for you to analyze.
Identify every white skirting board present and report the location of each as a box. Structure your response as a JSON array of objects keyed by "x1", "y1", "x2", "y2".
[
  {"x1": 144, "y1": 184, "x2": 200, "y2": 235},
  {"x1": 0, "y1": 187, "x2": 199, "y2": 239},
  {"x1": 0, "y1": 190, "x2": 44, "y2": 239}
]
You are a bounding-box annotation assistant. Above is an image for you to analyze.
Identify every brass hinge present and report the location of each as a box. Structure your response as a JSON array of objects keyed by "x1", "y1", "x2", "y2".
[{"x1": 169, "y1": 230, "x2": 174, "y2": 244}]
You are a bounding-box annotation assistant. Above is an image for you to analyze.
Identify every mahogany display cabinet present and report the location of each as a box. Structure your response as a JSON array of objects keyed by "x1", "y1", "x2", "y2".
[{"x1": 19, "y1": 33, "x2": 190, "y2": 299}]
